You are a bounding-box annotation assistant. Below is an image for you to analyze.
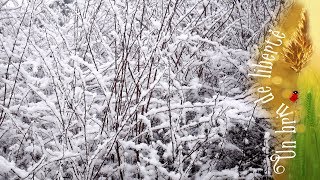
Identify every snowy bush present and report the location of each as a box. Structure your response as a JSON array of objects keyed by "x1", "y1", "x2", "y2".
[{"x1": 0, "y1": 0, "x2": 285, "y2": 179}]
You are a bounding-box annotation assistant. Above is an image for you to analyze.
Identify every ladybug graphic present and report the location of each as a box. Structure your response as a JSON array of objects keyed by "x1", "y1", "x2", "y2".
[{"x1": 289, "y1": 91, "x2": 299, "y2": 103}]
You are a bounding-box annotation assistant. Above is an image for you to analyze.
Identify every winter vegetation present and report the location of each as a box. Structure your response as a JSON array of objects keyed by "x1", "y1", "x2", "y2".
[{"x1": 0, "y1": 0, "x2": 287, "y2": 179}]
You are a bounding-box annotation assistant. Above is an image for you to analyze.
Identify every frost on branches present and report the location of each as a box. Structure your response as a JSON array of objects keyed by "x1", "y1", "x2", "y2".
[{"x1": 0, "y1": 0, "x2": 285, "y2": 179}]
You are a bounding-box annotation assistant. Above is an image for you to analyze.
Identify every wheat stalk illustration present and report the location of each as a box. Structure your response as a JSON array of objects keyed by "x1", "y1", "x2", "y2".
[{"x1": 283, "y1": 10, "x2": 313, "y2": 73}]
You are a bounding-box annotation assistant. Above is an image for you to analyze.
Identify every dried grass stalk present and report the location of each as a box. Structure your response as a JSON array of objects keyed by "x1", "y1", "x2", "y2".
[{"x1": 283, "y1": 10, "x2": 313, "y2": 73}]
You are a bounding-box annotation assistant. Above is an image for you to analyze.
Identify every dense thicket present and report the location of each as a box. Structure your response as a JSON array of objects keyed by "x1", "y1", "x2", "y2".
[{"x1": 0, "y1": 0, "x2": 286, "y2": 179}]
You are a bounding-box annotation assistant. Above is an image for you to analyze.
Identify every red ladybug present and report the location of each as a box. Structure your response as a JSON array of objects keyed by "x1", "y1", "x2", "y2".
[{"x1": 289, "y1": 91, "x2": 299, "y2": 102}]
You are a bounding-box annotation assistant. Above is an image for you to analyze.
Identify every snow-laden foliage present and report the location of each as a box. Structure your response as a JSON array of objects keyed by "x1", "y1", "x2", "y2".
[{"x1": 0, "y1": 0, "x2": 284, "y2": 179}]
